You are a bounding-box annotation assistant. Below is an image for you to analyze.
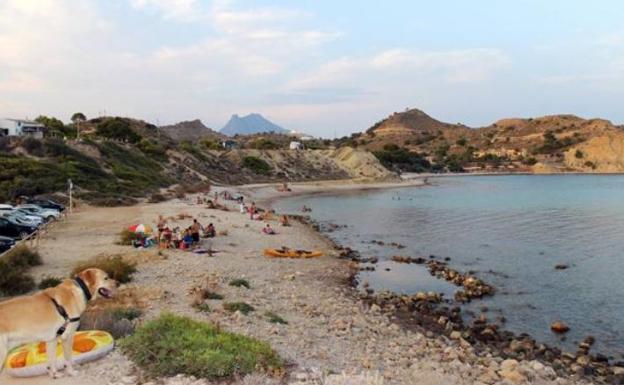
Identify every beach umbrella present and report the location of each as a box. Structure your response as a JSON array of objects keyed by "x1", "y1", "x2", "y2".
[{"x1": 128, "y1": 224, "x2": 153, "y2": 234}]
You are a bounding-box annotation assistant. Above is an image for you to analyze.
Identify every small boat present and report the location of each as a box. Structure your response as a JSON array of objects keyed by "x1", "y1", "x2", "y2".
[{"x1": 264, "y1": 248, "x2": 323, "y2": 259}]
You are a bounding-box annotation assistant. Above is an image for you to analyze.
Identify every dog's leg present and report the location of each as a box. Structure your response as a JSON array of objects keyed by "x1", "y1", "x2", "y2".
[
  {"x1": 46, "y1": 339, "x2": 59, "y2": 378},
  {"x1": 61, "y1": 333, "x2": 77, "y2": 376},
  {"x1": 0, "y1": 335, "x2": 8, "y2": 373}
]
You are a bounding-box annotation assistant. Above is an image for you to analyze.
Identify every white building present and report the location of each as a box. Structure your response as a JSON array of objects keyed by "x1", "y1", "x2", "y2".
[
  {"x1": 289, "y1": 141, "x2": 304, "y2": 150},
  {"x1": 0, "y1": 118, "x2": 45, "y2": 138}
]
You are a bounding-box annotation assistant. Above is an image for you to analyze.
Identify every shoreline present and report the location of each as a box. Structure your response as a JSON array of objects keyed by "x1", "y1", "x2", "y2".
[
  {"x1": 0, "y1": 181, "x2": 607, "y2": 385},
  {"x1": 247, "y1": 178, "x2": 622, "y2": 384}
]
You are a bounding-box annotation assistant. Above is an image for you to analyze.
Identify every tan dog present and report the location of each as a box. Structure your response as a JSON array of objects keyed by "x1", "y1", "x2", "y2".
[{"x1": 0, "y1": 268, "x2": 116, "y2": 378}]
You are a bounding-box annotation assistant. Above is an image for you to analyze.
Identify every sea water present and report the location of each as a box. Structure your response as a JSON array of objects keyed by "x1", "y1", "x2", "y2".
[{"x1": 275, "y1": 175, "x2": 624, "y2": 357}]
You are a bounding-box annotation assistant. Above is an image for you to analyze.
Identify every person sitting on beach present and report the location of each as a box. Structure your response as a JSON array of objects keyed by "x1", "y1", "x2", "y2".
[
  {"x1": 204, "y1": 223, "x2": 216, "y2": 238},
  {"x1": 182, "y1": 228, "x2": 194, "y2": 249},
  {"x1": 191, "y1": 219, "x2": 201, "y2": 244},
  {"x1": 262, "y1": 224, "x2": 276, "y2": 235},
  {"x1": 280, "y1": 215, "x2": 290, "y2": 227}
]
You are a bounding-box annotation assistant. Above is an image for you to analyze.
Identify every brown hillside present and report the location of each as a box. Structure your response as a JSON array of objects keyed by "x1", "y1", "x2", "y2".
[{"x1": 360, "y1": 108, "x2": 624, "y2": 172}]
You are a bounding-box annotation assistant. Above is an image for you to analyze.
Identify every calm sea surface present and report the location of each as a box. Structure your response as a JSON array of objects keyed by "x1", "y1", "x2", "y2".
[{"x1": 275, "y1": 175, "x2": 624, "y2": 357}]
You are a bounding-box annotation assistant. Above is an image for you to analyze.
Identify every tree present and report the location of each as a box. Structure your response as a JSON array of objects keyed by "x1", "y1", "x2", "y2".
[
  {"x1": 35, "y1": 115, "x2": 66, "y2": 137},
  {"x1": 70, "y1": 112, "x2": 86, "y2": 123},
  {"x1": 71, "y1": 113, "x2": 86, "y2": 140}
]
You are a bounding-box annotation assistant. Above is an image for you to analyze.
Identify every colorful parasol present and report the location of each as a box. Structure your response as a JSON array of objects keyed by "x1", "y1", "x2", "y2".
[{"x1": 128, "y1": 224, "x2": 153, "y2": 234}]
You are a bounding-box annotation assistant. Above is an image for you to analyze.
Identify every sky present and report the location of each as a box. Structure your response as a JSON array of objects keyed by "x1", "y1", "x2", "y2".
[{"x1": 0, "y1": 0, "x2": 623, "y2": 138}]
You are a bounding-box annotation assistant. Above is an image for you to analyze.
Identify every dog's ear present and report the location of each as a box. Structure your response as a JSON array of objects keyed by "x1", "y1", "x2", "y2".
[{"x1": 79, "y1": 269, "x2": 97, "y2": 292}]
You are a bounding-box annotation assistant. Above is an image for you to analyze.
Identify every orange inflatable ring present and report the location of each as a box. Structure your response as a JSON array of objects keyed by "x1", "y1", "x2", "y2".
[{"x1": 5, "y1": 330, "x2": 114, "y2": 377}]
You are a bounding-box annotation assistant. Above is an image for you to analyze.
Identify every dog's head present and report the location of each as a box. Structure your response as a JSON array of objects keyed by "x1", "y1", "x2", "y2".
[{"x1": 77, "y1": 268, "x2": 116, "y2": 300}]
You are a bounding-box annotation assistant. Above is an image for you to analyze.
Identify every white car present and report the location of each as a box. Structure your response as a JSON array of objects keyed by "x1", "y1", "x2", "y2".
[
  {"x1": 0, "y1": 204, "x2": 43, "y2": 224},
  {"x1": 17, "y1": 204, "x2": 60, "y2": 222}
]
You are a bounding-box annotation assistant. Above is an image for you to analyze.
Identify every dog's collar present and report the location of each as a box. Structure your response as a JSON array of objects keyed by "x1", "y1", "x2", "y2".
[{"x1": 73, "y1": 276, "x2": 92, "y2": 302}]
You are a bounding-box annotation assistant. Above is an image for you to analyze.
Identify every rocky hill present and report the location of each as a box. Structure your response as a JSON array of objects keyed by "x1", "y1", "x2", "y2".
[
  {"x1": 359, "y1": 108, "x2": 624, "y2": 173},
  {"x1": 0, "y1": 116, "x2": 395, "y2": 205},
  {"x1": 220, "y1": 113, "x2": 289, "y2": 136},
  {"x1": 159, "y1": 119, "x2": 223, "y2": 142}
]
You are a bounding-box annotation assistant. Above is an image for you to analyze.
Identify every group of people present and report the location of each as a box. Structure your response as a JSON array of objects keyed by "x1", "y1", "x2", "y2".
[{"x1": 156, "y1": 215, "x2": 216, "y2": 250}]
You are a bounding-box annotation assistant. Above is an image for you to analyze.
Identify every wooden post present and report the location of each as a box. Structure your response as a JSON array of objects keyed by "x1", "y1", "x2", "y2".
[{"x1": 68, "y1": 178, "x2": 73, "y2": 215}]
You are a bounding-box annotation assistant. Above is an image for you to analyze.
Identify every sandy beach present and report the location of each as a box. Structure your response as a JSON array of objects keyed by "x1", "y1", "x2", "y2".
[{"x1": 0, "y1": 180, "x2": 593, "y2": 385}]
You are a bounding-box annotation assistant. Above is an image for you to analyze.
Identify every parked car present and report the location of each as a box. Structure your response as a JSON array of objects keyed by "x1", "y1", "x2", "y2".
[
  {"x1": 0, "y1": 217, "x2": 38, "y2": 240},
  {"x1": 1, "y1": 210, "x2": 43, "y2": 227},
  {"x1": 16, "y1": 204, "x2": 60, "y2": 222},
  {"x1": 0, "y1": 235, "x2": 15, "y2": 253},
  {"x1": 0, "y1": 205, "x2": 44, "y2": 226},
  {"x1": 23, "y1": 197, "x2": 65, "y2": 212}
]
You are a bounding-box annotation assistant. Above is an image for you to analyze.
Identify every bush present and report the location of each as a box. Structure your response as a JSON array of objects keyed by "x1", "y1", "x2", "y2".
[
  {"x1": 0, "y1": 245, "x2": 41, "y2": 296},
  {"x1": 118, "y1": 229, "x2": 140, "y2": 245},
  {"x1": 242, "y1": 156, "x2": 272, "y2": 175},
  {"x1": 112, "y1": 307, "x2": 143, "y2": 321},
  {"x1": 193, "y1": 303, "x2": 211, "y2": 313},
  {"x1": 250, "y1": 139, "x2": 279, "y2": 150},
  {"x1": 373, "y1": 146, "x2": 431, "y2": 173},
  {"x1": 223, "y1": 302, "x2": 255, "y2": 315},
  {"x1": 120, "y1": 314, "x2": 282, "y2": 379},
  {"x1": 39, "y1": 276, "x2": 63, "y2": 289},
  {"x1": 575, "y1": 149, "x2": 584, "y2": 159},
  {"x1": 71, "y1": 255, "x2": 137, "y2": 283},
  {"x1": 148, "y1": 193, "x2": 167, "y2": 203},
  {"x1": 264, "y1": 311, "x2": 288, "y2": 324},
  {"x1": 229, "y1": 278, "x2": 250, "y2": 289},
  {"x1": 205, "y1": 291, "x2": 224, "y2": 300},
  {"x1": 80, "y1": 308, "x2": 136, "y2": 338},
  {"x1": 95, "y1": 118, "x2": 141, "y2": 143}
]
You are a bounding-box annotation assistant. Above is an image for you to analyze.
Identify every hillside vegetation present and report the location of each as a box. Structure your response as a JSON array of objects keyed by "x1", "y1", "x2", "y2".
[
  {"x1": 355, "y1": 108, "x2": 624, "y2": 173},
  {"x1": 0, "y1": 116, "x2": 393, "y2": 205}
]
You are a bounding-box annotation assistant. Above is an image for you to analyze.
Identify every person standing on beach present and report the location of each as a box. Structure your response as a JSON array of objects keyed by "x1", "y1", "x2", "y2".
[
  {"x1": 249, "y1": 202, "x2": 256, "y2": 220},
  {"x1": 191, "y1": 219, "x2": 201, "y2": 245},
  {"x1": 156, "y1": 215, "x2": 166, "y2": 239}
]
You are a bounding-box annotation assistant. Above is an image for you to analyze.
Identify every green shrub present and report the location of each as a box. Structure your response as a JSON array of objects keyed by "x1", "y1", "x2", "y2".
[
  {"x1": 112, "y1": 307, "x2": 143, "y2": 321},
  {"x1": 0, "y1": 245, "x2": 41, "y2": 296},
  {"x1": 199, "y1": 138, "x2": 221, "y2": 150},
  {"x1": 80, "y1": 308, "x2": 136, "y2": 338},
  {"x1": 373, "y1": 146, "x2": 431, "y2": 172},
  {"x1": 71, "y1": 255, "x2": 137, "y2": 283},
  {"x1": 229, "y1": 278, "x2": 250, "y2": 289},
  {"x1": 193, "y1": 303, "x2": 211, "y2": 313},
  {"x1": 205, "y1": 291, "x2": 224, "y2": 300},
  {"x1": 39, "y1": 276, "x2": 63, "y2": 289},
  {"x1": 117, "y1": 229, "x2": 139, "y2": 245},
  {"x1": 120, "y1": 314, "x2": 282, "y2": 379},
  {"x1": 575, "y1": 149, "x2": 584, "y2": 159},
  {"x1": 264, "y1": 311, "x2": 288, "y2": 324},
  {"x1": 223, "y1": 302, "x2": 255, "y2": 315},
  {"x1": 250, "y1": 138, "x2": 279, "y2": 150},
  {"x1": 95, "y1": 118, "x2": 141, "y2": 143},
  {"x1": 242, "y1": 156, "x2": 272, "y2": 175},
  {"x1": 4, "y1": 245, "x2": 43, "y2": 268}
]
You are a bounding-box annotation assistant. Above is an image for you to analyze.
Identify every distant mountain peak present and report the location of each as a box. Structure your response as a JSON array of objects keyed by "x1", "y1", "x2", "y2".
[{"x1": 220, "y1": 113, "x2": 288, "y2": 136}]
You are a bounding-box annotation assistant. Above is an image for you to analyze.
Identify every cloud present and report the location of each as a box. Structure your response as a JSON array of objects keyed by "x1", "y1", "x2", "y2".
[{"x1": 129, "y1": 0, "x2": 201, "y2": 20}]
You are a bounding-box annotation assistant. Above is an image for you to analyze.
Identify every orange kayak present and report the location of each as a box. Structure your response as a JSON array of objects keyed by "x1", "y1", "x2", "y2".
[{"x1": 264, "y1": 248, "x2": 323, "y2": 258}]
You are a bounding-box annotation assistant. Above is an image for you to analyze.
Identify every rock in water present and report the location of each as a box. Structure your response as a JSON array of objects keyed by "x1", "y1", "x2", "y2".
[{"x1": 550, "y1": 321, "x2": 570, "y2": 333}]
